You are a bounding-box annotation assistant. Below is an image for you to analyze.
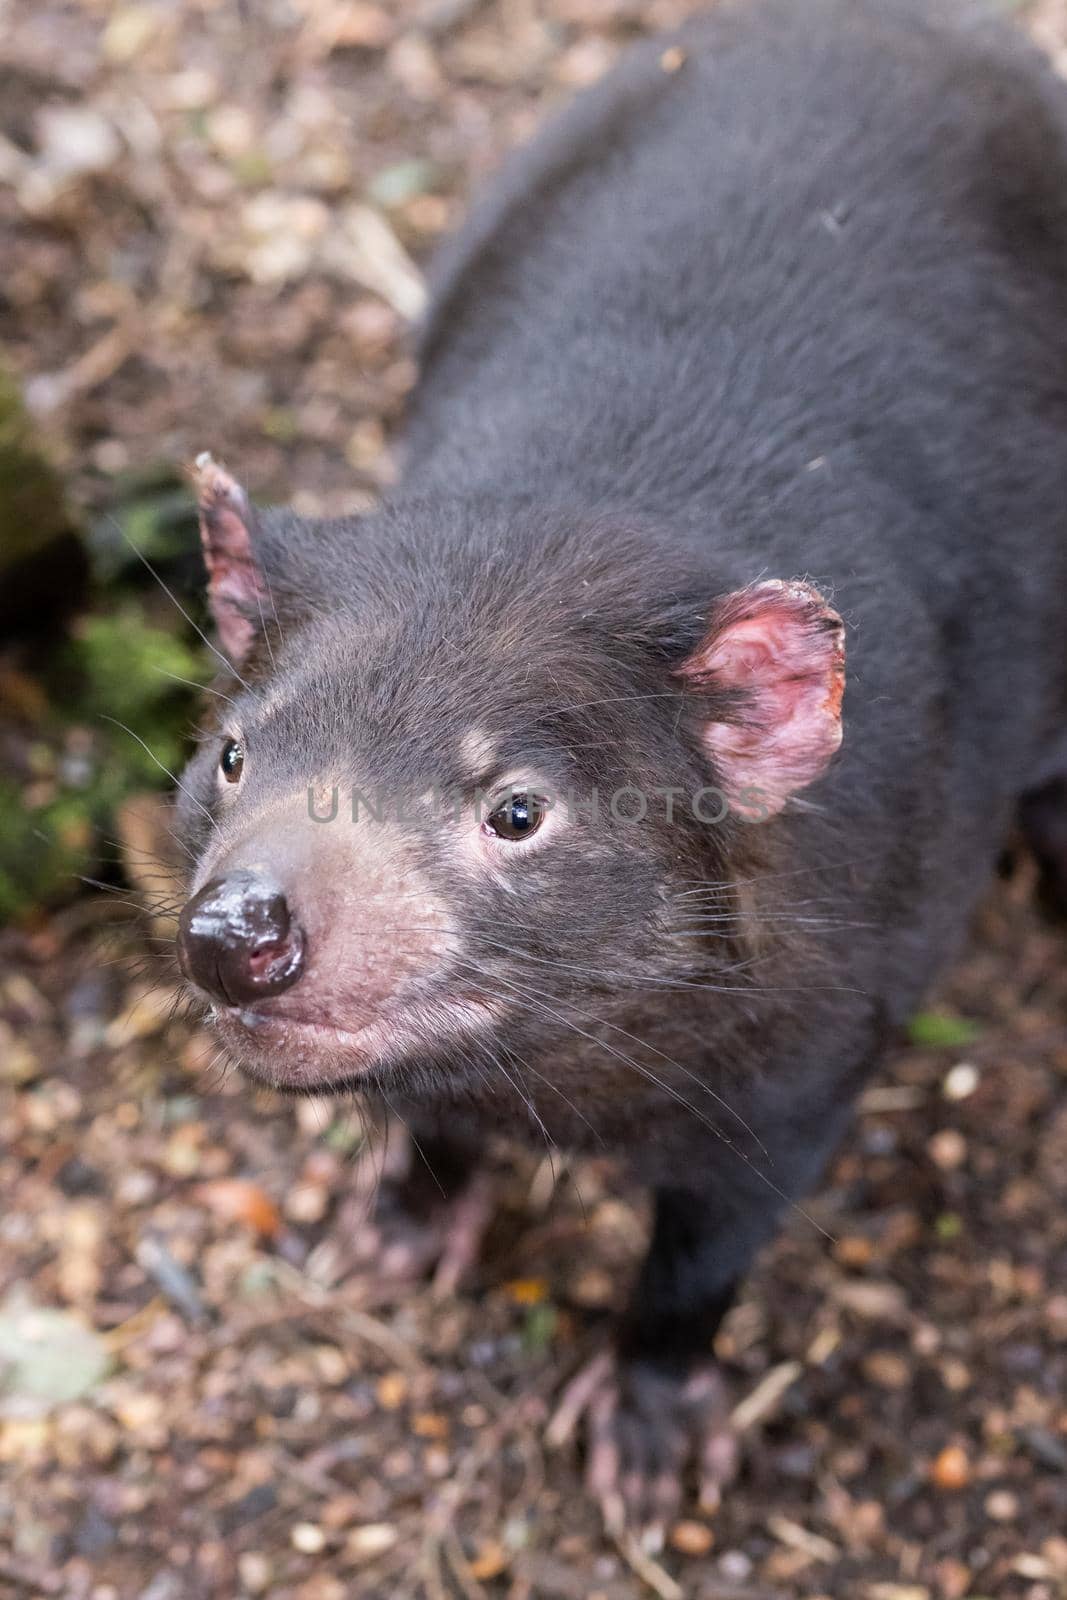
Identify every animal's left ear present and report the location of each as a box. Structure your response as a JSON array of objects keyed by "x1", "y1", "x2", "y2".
[
  {"x1": 677, "y1": 579, "x2": 846, "y2": 820},
  {"x1": 191, "y1": 451, "x2": 270, "y2": 668}
]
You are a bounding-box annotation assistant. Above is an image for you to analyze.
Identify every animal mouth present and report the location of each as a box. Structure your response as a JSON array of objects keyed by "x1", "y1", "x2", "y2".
[
  {"x1": 232, "y1": 1006, "x2": 376, "y2": 1047},
  {"x1": 211, "y1": 990, "x2": 502, "y2": 1092}
]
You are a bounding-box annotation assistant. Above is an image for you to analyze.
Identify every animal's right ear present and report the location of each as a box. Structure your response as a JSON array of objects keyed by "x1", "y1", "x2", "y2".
[
  {"x1": 190, "y1": 452, "x2": 270, "y2": 669},
  {"x1": 676, "y1": 579, "x2": 846, "y2": 819}
]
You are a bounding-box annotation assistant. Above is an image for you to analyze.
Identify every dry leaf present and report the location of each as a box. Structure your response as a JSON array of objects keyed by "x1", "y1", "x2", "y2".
[{"x1": 193, "y1": 1179, "x2": 281, "y2": 1238}]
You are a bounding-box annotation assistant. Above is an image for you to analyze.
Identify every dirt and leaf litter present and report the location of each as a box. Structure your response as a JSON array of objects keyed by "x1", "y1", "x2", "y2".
[
  {"x1": 2, "y1": 0, "x2": 1067, "y2": 1594},
  {"x1": 1, "y1": 857, "x2": 1066, "y2": 1599}
]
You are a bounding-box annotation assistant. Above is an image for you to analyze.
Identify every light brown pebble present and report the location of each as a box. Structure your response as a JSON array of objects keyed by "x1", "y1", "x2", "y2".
[
  {"x1": 469, "y1": 1539, "x2": 509, "y2": 1580},
  {"x1": 284, "y1": 1182, "x2": 329, "y2": 1224},
  {"x1": 411, "y1": 1411, "x2": 450, "y2": 1438},
  {"x1": 862, "y1": 1351, "x2": 911, "y2": 1390},
  {"x1": 291, "y1": 1522, "x2": 326, "y2": 1554},
  {"x1": 927, "y1": 1129, "x2": 967, "y2": 1170},
  {"x1": 934, "y1": 1556, "x2": 972, "y2": 1599},
  {"x1": 942, "y1": 1062, "x2": 979, "y2": 1101},
  {"x1": 237, "y1": 1552, "x2": 273, "y2": 1594},
  {"x1": 312, "y1": 1345, "x2": 348, "y2": 1385},
  {"x1": 423, "y1": 1444, "x2": 451, "y2": 1478},
  {"x1": 670, "y1": 1520, "x2": 714, "y2": 1556},
  {"x1": 984, "y1": 1489, "x2": 1019, "y2": 1522},
  {"x1": 346, "y1": 1524, "x2": 398, "y2": 1560},
  {"x1": 376, "y1": 1371, "x2": 408, "y2": 1410},
  {"x1": 930, "y1": 1444, "x2": 971, "y2": 1491}
]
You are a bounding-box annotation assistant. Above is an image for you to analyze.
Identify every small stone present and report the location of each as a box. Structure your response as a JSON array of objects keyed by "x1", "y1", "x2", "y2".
[
  {"x1": 468, "y1": 1539, "x2": 509, "y2": 1580},
  {"x1": 718, "y1": 1551, "x2": 753, "y2": 1581},
  {"x1": 943, "y1": 1062, "x2": 980, "y2": 1101},
  {"x1": 320, "y1": 1494, "x2": 361, "y2": 1530},
  {"x1": 342, "y1": 298, "x2": 398, "y2": 356},
  {"x1": 1044, "y1": 1537, "x2": 1067, "y2": 1574},
  {"x1": 35, "y1": 106, "x2": 121, "y2": 180},
  {"x1": 206, "y1": 107, "x2": 257, "y2": 159},
  {"x1": 834, "y1": 1235, "x2": 875, "y2": 1268},
  {"x1": 295, "y1": 1579, "x2": 344, "y2": 1600},
  {"x1": 115, "y1": 1169, "x2": 156, "y2": 1207},
  {"x1": 567, "y1": 1266, "x2": 615, "y2": 1307},
  {"x1": 403, "y1": 194, "x2": 450, "y2": 236},
  {"x1": 102, "y1": 6, "x2": 160, "y2": 62},
  {"x1": 345, "y1": 418, "x2": 386, "y2": 474},
  {"x1": 162, "y1": 1126, "x2": 203, "y2": 1178},
  {"x1": 411, "y1": 1411, "x2": 449, "y2": 1439},
  {"x1": 930, "y1": 1444, "x2": 971, "y2": 1491},
  {"x1": 346, "y1": 1524, "x2": 397, "y2": 1560},
  {"x1": 295, "y1": 1096, "x2": 336, "y2": 1135},
  {"x1": 834, "y1": 1280, "x2": 908, "y2": 1320},
  {"x1": 387, "y1": 33, "x2": 444, "y2": 100},
  {"x1": 382, "y1": 1447, "x2": 413, "y2": 1478},
  {"x1": 57, "y1": 1202, "x2": 104, "y2": 1304},
  {"x1": 162, "y1": 69, "x2": 218, "y2": 110},
  {"x1": 375, "y1": 1371, "x2": 408, "y2": 1410},
  {"x1": 670, "y1": 1520, "x2": 714, "y2": 1556},
  {"x1": 984, "y1": 1489, "x2": 1018, "y2": 1521},
  {"x1": 0, "y1": 1418, "x2": 52, "y2": 1464},
  {"x1": 237, "y1": 1553, "x2": 272, "y2": 1594},
  {"x1": 851, "y1": 1501, "x2": 885, "y2": 1542},
  {"x1": 927, "y1": 1129, "x2": 967, "y2": 1170},
  {"x1": 939, "y1": 1357, "x2": 971, "y2": 1392},
  {"x1": 239, "y1": 192, "x2": 331, "y2": 286},
  {"x1": 312, "y1": 1346, "x2": 348, "y2": 1385},
  {"x1": 0, "y1": 1038, "x2": 39, "y2": 1085},
  {"x1": 291, "y1": 1522, "x2": 326, "y2": 1554},
  {"x1": 92, "y1": 438, "x2": 129, "y2": 475},
  {"x1": 862, "y1": 1351, "x2": 911, "y2": 1390},
  {"x1": 912, "y1": 1322, "x2": 942, "y2": 1357},
  {"x1": 1046, "y1": 1295, "x2": 1067, "y2": 1335},
  {"x1": 111, "y1": 1390, "x2": 167, "y2": 1449},
  {"x1": 284, "y1": 1183, "x2": 329, "y2": 1224},
  {"x1": 556, "y1": 37, "x2": 615, "y2": 88},
  {"x1": 423, "y1": 1444, "x2": 451, "y2": 1478},
  {"x1": 331, "y1": 2, "x2": 394, "y2": 49},
  {"x1": 934, "y1": 1557, "x2": 971, "y2": 1599}
]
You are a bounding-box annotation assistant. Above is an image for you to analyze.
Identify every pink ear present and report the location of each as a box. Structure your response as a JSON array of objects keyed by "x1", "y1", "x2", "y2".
[
  {"x1": 191, "y1": 452, "x2": 268, "y2": 666},
  {"x1": 677, "y1": 580, "x2": 846, "y2": 820}
]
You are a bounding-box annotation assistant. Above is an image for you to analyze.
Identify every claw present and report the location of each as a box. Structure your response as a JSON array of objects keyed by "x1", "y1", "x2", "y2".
[
  {"x1": 430, "y1": 1168, "x2": 496, "y2": 1299},
  {"x1": 349, "y1": 1137, "x2": 494, "y2": 1292},
  {"x1": 549, "y1": 1350, "x2": 737, "y2": 1540}
]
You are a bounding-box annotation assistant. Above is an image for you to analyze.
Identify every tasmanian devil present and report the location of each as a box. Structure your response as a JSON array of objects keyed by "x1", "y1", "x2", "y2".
[{"x1": 173, "y1": 0, "x2": 1067, "y2": 1532}]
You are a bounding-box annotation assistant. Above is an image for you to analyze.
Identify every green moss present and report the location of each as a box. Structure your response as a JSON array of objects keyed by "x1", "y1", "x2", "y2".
[
  {"x1": 0, "y1": 366, "x2": 212, "y2": 922},
  {"x1": 0, "y1": 600, "x2": 210, "y2": 919},
  {"x1": 0, "y1": 782, "x2": 94, "y2": 922},
  {"x1": 69, "y1": 605, "x2": 204, "y2": 732}
]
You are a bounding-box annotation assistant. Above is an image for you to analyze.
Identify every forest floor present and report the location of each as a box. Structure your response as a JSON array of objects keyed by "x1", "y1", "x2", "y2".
[{"x1": 2, "y1": 2, "x2": 1067, "y2": 1597}]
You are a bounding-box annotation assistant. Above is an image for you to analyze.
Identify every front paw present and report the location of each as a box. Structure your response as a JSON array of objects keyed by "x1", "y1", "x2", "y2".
[
  {"x1": 548, "y1": 1349, "x2": 738, "y2": 1546},
  {"x1": 351, "y1": 1165, "x2": 496, "y2": 1296}
]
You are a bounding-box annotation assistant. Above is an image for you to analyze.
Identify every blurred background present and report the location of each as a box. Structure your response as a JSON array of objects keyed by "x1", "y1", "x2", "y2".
[{"x1": 2, "y1": 2, "x2": 1067, "y2": 1597}]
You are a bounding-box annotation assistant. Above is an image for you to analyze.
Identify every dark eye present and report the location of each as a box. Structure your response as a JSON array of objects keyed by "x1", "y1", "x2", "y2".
[
  {"x1": 219, "y1": 737, "x2": 244, "y2": 783},
  {"x1": 485, "y1": 791, "x2": 545, "y2": 842}
]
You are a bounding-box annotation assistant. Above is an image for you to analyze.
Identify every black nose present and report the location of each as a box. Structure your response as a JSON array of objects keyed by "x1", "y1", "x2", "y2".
[{"x1": 177, "y1": 872, "x2": 306, "y2": 1006}]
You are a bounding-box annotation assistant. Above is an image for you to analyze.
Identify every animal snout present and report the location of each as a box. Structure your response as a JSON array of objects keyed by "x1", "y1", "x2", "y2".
[{"x1": 177, "y1": 871, "x2": 306, "y2": 1006}]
